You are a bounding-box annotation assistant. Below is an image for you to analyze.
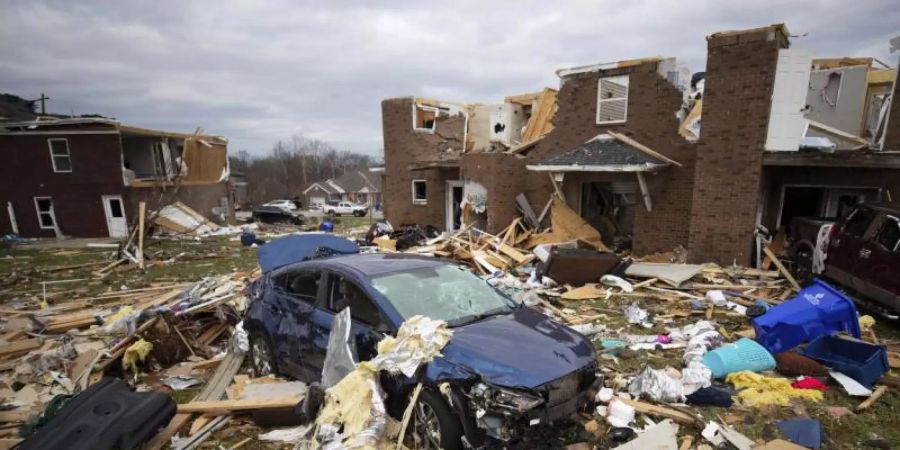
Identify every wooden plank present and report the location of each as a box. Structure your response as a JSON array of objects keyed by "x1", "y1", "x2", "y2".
[
  {"x1": 763, "y1": 247, "x2": 801, "y2": 290},
  {"x1": 144, "y1": 350, "x2": 245, "y2": 450},
  {"x1": 177, "y1": 396, "x2": 302, "y2": 414},
  {"x1": 138, "y1": 201, "x2": 146, "y2": 269},
  {"x1": 0, "y1": 410, "x2": 33, "y2": 423},
  {"x1": 494, "y1": 242, "x2": 531, "y2": 265},
  {"x1": 616, "y1": 398, "x2": 701, "y2": 426},
  {"x1": 516, "y1": 193, "x2": 540, "y2": 229},
  {"x1": 856, "y1": 385, "x2": 888, "y2": 411},
  {"x1": 0, "y1": 338, "x2": 41, "y2": 358}
]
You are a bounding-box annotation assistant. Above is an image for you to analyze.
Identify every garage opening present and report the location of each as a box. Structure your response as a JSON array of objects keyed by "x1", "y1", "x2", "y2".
[{"x1": 778, "y1": 185, "x2": 882, "y2": 229}]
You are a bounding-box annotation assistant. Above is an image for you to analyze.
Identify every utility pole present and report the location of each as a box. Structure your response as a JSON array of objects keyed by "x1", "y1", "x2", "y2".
[{"x1": 33, "y1": 93, "x2": 50, "y2": 115}]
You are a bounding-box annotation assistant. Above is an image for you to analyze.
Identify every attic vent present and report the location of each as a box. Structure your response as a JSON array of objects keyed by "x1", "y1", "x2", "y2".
[{"x1": 596, "y1": 75, "x2": 629, "y2": 124}]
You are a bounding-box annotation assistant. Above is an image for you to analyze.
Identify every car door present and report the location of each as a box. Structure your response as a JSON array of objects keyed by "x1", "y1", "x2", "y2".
[
  {"x1": 826, "y1": 205, "x2": 877, "y2": 287},
  {"x1": 269, "y1": 268, "x2": 322, "y2": 379},
  {"x1": 306, "y1": 271, "x2": 391, "y2": 380},
  {"x1": 867, "y1": 214, "x2": 900, "y2": 308}
]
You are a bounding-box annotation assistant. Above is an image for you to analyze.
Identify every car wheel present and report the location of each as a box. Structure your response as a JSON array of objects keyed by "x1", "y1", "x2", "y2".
[
  {"x1": 328, "y1": 210, "x2": 336, "y2": 217},
  {"x1": 411, "y1": 390, "x2": 463, "y2": 450},
  {"x1": 249, "y1": 331, "x2": 278, "y2": 377}
]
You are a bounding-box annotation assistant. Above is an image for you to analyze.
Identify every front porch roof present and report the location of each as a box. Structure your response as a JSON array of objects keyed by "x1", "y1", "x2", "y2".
[{"x1": 526, "y1": 132, "x2": 680, "y2": 172}]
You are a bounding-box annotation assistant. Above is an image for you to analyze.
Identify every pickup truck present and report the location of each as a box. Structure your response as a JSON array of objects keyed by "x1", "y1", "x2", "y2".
[
  {"x1": 788, "y1": 202, "x2": 900, "y2": 315},
  {"x1": 322, "y1": 201, "x2": 368, "y2": 217}
]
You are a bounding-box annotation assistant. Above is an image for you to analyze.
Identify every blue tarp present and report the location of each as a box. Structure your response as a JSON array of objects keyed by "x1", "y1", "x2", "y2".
[{"x1": 257, "y1": 234, "x2": 359, "y2": 273}]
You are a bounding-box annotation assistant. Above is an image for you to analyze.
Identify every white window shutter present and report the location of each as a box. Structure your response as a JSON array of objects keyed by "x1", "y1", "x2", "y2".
[{"x1": 766, "y1": 49, "x2": 812, "y2": 151}]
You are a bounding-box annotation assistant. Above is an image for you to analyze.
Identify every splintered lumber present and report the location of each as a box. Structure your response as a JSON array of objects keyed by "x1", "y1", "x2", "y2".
[
  {"x1": 0, "y1": 338, "x2": 41, "y2": 358},
  {"x1": 616, "y1": 397, "x2": 701, "y2": 426},
  {"x1": 177, "y1": 396, "x2": 303, "y2": 414},
  {"x1": 0, "y1": 410, "x2": 33, "y2": 424},
  {"x1": 145, "y1": 350, "x2": 246, "y2": 450},
  {"x1": 763, "y1": 247, "x2": 801, "y2": 290},
  {"x1": 516, "y1": 194, "x2": 540, "y2": 229},
  {"x1": 856, "y1": 386, "x2": 888, "y2": 412},
  {"x1": 494, "y1": 242, "x2": 532, "y2": 265}
]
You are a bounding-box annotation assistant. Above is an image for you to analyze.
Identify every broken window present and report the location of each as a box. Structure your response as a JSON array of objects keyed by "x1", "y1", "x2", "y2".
[
  {"x1": 282, "y1": 270, "x2": 321, "y2": 301},
  {"x1": 327, "y1": 276, "x2": 382, "y2": 327},
  {"x1": 33, "y1": 197, "x2": 55, "y2": 229},
  {"x1": 596, "y1": 75, "x2": 629, "y2": 124},
  {"x1": 412, "y1": 180, "x2": 427, "y2": 205},
  {"x1": 48, "y1": 139, "x2": 72, "y2": 172},
  {"x1": 414, "y1": 105, "x2": 438, "y2": 132},
  {"x1": 875, "y1": 217, "x2": 900, "y2": 252}
]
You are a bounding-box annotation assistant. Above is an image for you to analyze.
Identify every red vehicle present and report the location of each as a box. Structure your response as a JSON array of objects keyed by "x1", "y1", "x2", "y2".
[{"x1": 789, "y1": 203, "x2": 900, "y2": 316}]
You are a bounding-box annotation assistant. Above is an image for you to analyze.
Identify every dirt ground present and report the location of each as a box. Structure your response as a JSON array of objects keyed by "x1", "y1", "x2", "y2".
[{"x1": 1, "y1": 231, "x2": 898, "y2": 449}]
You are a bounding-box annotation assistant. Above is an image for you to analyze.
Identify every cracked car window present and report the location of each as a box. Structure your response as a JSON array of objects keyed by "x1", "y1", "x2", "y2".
[{"x1": 370, "y1": 265, "x2": 514, "y2": 324}]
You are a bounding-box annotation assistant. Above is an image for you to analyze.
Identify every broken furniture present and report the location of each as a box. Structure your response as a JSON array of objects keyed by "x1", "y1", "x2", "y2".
[
  {"x1": 538, "y1": 246, "x2": 623, "y2": 287},
  {"x1": 19, "y1": 377, "x2": 176, "y2": 450}
]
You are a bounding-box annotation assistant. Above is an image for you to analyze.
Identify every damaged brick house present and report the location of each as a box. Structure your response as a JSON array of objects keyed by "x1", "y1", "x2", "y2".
[
  {"x1": 0, "y1": 95, "x2": 234, "y2": 238},
  {"x1": 382, "y1": 24, "x2": 900, "y2": 265}
]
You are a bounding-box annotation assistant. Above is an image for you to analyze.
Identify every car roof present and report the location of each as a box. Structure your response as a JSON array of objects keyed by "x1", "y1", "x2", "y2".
[
  {"x1": 860, "y1": 202, "x2": 900, "y2": 215},
  {"x1": 318, "y1": 253, "x2": 453, "y2": 277}
]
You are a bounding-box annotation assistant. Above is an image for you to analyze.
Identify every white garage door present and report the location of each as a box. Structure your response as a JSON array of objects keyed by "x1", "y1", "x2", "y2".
[{"x1": 310, "y1": 196, "x2": 325, "y2": 207}]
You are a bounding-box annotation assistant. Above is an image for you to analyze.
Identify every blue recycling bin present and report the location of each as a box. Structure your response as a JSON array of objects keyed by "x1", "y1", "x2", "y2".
[
  {"x1": 752, "y1": 279, "x2": 861, "y2": 354},
  {"x1": 801, "y1": 335, "x2": 888, "y2": 388},
  {"x1": 320, "y1": 220, "x2": 334, "y2": 232}
]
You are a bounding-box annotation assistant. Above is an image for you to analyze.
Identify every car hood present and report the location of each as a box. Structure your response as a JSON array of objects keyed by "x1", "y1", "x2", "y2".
[{"x1": 435, "y1": 307, "x2": 595, "y2": 389}]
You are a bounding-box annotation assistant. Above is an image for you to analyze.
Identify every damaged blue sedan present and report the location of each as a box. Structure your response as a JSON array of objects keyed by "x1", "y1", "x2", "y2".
[{"x1": 244, "y1": 235, "x2": 597, "y2": 449}]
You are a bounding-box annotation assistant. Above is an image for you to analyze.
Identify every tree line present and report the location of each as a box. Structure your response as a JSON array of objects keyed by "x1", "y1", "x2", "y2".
[{"x1": 228, "y1": 134, "x2": 381, "y2": 206}]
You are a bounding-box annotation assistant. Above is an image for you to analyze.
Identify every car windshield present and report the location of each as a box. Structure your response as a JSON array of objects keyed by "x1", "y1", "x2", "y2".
[{"x1": 370, "y1": 265, "x2": 517, "y2": 327}]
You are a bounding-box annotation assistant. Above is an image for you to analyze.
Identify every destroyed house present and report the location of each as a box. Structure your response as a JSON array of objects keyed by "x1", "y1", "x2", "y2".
[
  {"x1": 0, "y1": 108, "x2": 234, "y2": 239},
  {"x1": 382, "y1": 24, "x2": 900, "y2": 265}
]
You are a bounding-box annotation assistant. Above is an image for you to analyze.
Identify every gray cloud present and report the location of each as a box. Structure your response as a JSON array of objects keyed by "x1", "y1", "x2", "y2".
[{"x1": 2, "y1": 0, "x2": 897, "y2": 156}]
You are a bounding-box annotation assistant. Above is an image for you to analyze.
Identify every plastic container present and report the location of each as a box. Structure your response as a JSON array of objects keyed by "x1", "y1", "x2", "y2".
[
  {"x1": 752, "y1": 279, "x2": 861, "y2": 354},
  {"x1": 702, "y1": 337, "x2": 776, "y2": 378},
  {"x1": 319, "y1": 220, "x2": 335, "y2": 232},
  {"x1": 800, "y1": 335, "x2": 888, "y2": 388}
]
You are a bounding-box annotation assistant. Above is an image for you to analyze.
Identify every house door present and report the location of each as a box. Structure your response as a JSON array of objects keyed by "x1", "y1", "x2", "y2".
[
  {"x1": 446, "y1": 181, "x2": 464, "y2": 231},
  {"x1": 101, "y1": 195, "x2": 128, "y2": 237}
]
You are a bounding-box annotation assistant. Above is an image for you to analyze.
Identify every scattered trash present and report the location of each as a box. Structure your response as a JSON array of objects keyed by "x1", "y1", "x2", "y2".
[
  {"x1": 776, "y1": 418, "x2": 823, "y2": 449},
  {"x1": 624, "y1": 302, "x2": 652, "y2": 328},
  {"x1": 702, "y1": 337, "x2": 775, "y2": 378},
  {"x1": 726, "y1": 371, "x2": 824, "y2": 407}
]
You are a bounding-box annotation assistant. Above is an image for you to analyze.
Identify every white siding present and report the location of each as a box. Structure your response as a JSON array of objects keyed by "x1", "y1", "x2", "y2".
[{"x1": 766, "y1": 49, "x2": 812, "y2": 151}]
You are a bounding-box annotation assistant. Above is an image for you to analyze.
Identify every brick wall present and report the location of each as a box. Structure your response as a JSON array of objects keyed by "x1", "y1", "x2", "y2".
[
  {"x1": 381, "y1": 97, "x2": 465, "y2": 229},
  {"x1": 522, "y1": 61, "x2": 698, "y2": 254},
  {"x1": 460, "y1": 152, "x2": 528, "y2": 232},
  {"x1": 0, "y1": 131, "x2": 127, "y2": 237},
  {"x1": 688, "y1": 26, "x2": 789, "y2": 265},
  {"x1": 883, "y1": 69, "x2": 900, "y2": 151}
]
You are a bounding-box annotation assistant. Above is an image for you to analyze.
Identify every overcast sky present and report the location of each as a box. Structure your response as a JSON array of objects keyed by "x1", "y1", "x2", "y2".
[{"x1": 1, "y1": 1, "x2": 897, "y2": 157}]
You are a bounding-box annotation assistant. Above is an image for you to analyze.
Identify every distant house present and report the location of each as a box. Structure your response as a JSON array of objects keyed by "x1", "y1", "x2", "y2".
[
  {"x1": 0, "y1": 93, "x2": 233, "y2": 238},
  {"x1": 303, "y1": 168, "x2": 383, "y2": 208}
]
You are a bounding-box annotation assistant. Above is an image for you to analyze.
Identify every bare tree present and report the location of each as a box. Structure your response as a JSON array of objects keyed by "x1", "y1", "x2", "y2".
[{"x1": 239, "y1": 134, "x2": 378, "y2": 205}]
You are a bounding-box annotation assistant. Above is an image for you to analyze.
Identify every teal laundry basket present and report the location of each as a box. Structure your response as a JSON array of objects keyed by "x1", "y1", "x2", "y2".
[{"x1": 702, "y1": 337, "x2": 776, "y2": 378}]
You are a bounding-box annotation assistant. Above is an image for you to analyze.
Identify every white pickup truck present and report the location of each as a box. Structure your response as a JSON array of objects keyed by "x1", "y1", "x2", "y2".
[{"x1": 322, "y1": 201, "x2": 368, "y2": 217}]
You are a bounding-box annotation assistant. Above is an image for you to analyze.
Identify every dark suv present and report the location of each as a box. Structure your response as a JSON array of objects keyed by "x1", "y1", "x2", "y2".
[
  {"x1": 244, "y1": 251, "x2": 597, "y2": 449},
  {"x1": 789, "y1": 203, "x2": 900, "y2": 315}
]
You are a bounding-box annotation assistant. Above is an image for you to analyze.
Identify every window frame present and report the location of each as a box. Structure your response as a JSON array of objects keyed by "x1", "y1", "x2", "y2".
[
  {"x1": 47, "y1": 138, "x2": 72, "y2": 173},
  {"x1": 596, "y1": 75, "x2": 629, "y2": 125},
  {"x1": 323, "y1": 273, "x2": 385, "y2": 328},
  {"x1": 33, "y1": 196, "x2": 56, "y2": 230},
  {"x1": 875, "y1": 215, "x2": 900, "y2": 252},
  {"x1": 412, "y1": 104, "x2": 439, "y2": 133},
  {"x1": 411, "y1": 179, "x2": 427, "y2": 205},
  {"x1": 842, "y1": 207, "x2": 875, "y2": 238},
  {"x1": 277, "y1": 269, "x2": 323, "y2": 303}
]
